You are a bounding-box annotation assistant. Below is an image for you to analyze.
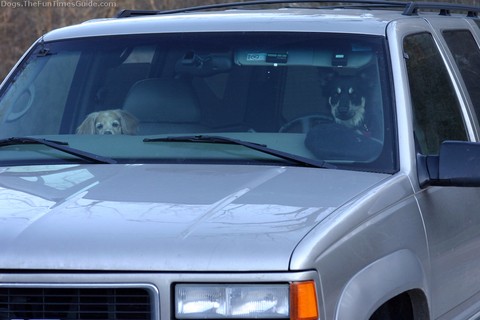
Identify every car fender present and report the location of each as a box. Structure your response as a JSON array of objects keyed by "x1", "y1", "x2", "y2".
[{"x1": 335, "y1": 249, "x2": 426, "y2": 320}]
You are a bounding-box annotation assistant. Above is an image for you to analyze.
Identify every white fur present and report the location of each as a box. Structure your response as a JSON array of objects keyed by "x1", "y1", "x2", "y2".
[
  {"x1": 329, "y1": 96, "x2": 366, "y2": 129},
  {"x1": 76, "y1": 109, "x2": 138, "y2": 135}
]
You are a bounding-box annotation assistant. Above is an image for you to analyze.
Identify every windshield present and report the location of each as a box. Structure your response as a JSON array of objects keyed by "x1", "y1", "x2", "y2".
[{"x1": 0, "y1": 32, "x2": 396, "y2": 172}]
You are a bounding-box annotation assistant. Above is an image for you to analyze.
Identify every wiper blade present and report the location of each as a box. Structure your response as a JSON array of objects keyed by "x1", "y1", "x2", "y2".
[
  {"x1": 0, "y1": 137, "x2": 117, "y2": 164},
  {"x1": 144, "y1": 135, "x2": 333, "y2": 168}
]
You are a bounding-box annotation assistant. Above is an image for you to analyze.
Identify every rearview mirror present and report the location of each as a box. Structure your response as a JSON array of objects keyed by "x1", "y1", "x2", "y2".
[{"x1": 418, "y1": 141, "x2": 480, "y2": 187}]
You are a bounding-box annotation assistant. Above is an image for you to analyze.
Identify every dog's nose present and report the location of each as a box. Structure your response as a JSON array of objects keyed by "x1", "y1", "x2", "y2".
[
  {"x1": 338, "y1": 102, "x2": 350, "y2": 114},
  {"x1": 104, "y1": 131, "x2": 113, "y2": 135}
]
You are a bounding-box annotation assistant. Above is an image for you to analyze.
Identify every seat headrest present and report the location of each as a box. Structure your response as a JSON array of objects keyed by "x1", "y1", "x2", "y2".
[{"x1": 123, "y1": 78, "x2": 201, "y2": 123}]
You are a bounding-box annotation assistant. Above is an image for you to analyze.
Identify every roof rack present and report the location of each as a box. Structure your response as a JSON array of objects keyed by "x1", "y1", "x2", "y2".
[
  {"x1": 115, "y1": 0, "x2": 480, "y2": 19},
  {"x1": 402, "y1": 2, "x2": 480, "y2": 17},
  {"x1": 116, "y1": 0, "x2": 405, "y2": 17}
]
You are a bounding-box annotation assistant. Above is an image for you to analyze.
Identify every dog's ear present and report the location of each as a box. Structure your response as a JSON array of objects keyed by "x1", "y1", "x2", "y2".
[
  {"x1": 357, "y1": 69, "x2": 377, "y2": 90},
  {"x1": 319, "y1": 71, "x2": 337, "y2": 87},
  {"x1": 76, "y1": 112, "x2": 99, "y2": 134},
  {"x1": 319, "y1": 71, "x2": 340, "y2": 99},
  {"x1": 115, "y1": 109, "x2": 139, "y2": 135}
]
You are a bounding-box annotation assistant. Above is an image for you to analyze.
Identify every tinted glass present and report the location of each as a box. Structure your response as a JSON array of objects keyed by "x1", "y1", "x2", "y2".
[
  {"x1": 443, "y1": 29, "x2": 480, "y2": 119},
  {"x1": 404, "y1": 32, "x2": 467, "y2": 155}
]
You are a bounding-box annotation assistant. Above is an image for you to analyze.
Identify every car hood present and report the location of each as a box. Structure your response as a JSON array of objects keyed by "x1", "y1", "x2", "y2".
[{"x1": 0, "y1": 164, "x2": 387, "y2": 271}]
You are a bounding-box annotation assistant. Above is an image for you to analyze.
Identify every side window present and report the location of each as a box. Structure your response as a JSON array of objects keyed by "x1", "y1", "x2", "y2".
[
  {"x1": 403, "y1": 32, "x2": 467, "y2": 155},
  {"x1": 443, "y1": 30, "x2": 480, "y2": 118}
]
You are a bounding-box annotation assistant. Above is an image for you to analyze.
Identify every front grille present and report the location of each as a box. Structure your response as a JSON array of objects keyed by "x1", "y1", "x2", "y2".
[{"x1": 0, "y1": 287, "x2": 151, "y2": 320}]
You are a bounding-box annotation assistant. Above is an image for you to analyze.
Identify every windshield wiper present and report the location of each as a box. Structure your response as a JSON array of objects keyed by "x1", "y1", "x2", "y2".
[
  {"x1": 0, "y1": 137, "x2": 117, "y2": 164},
  {"x1": 144, "y1": 135, "x2": 334, "y2": 168}
]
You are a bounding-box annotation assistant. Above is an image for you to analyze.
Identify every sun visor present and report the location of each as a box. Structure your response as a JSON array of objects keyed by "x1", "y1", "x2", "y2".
[{"x1": 234, "y1": 49, "x2": 373, "y2": 68}]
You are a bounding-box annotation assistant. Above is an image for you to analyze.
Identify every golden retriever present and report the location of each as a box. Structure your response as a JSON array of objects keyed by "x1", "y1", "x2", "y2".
[{"x1": 76, "y1": 109, "x2": 138, "y2": 135}]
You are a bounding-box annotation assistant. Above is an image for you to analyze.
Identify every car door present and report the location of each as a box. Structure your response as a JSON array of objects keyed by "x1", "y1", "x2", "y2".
[{"x1": 403, "y1": 28, "x2": 480, "y2": 319}]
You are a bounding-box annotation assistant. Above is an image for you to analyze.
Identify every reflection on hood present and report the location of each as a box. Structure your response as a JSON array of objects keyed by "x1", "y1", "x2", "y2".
[{"x1": 0, "y1": 163, "x2": 386, "y2": 271}]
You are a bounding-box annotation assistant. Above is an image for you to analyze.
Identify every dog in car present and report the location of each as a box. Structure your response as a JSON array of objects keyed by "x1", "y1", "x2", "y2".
[
  {"x1": 76, "y1": 109, "x2": 138, "y2": 135},
  {"x1": 325, "y1": 74, "x2": 369, "y2": 135}
]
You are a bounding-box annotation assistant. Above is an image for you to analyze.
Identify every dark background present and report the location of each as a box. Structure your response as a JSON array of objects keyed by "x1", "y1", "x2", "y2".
[{"x1": 0, "y1": 0, "x2": 478, "y2": 80}]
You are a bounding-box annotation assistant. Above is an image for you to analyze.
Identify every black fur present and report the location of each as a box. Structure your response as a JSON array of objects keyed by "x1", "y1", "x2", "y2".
[{"x1": 324, "y1": 75, "x2": 367, "y2": 131}]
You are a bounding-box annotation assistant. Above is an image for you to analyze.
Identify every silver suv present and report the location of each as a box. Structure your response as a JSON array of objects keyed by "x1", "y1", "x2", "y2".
[{"x1": 1, "y1": 1, "x2": 480, "y2": 319}]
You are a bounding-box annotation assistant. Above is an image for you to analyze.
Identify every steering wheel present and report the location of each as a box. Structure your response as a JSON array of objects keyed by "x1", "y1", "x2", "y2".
[{"x1": 279, "y1": 114, "x2": 333, "y2": 133}]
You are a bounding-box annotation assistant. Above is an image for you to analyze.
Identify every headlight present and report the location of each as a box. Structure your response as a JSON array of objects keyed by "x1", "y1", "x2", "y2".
[{"x1": 175, "y1": 281, "x2": 318, "y2": 320}]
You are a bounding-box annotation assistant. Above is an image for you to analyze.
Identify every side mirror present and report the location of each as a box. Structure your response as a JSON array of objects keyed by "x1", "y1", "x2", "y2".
[{"x1": 418, "y1": 141, "x2": 480, "y2": 187}]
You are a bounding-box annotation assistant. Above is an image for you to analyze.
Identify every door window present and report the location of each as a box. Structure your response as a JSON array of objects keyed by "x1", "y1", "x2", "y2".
[
  {"x1": 403, "y1": 32, "x2": 467, "y2": 155},
  {"x1": 443, "y1": 29, "x2": 480, "y2": 120}
]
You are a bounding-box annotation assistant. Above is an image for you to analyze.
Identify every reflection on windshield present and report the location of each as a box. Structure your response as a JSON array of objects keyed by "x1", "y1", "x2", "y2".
[{"x1": 0, "y1": 33, "x2": 396, "y2": 173}]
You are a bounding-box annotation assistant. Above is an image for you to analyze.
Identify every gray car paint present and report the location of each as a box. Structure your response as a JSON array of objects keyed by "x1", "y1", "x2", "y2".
[
  {"x1": 0, "y1": 164, "x2": 388, "y2": 271},
  {"x1": 2, "y1": 4, "x2": 480, "y2": 320}
]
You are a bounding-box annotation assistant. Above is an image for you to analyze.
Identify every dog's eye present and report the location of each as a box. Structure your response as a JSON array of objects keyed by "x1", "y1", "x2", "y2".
[
  {"x1": 96, "y1": 123, "x2": 103, "y2": 130},
  {"x1": 348, "y1": 87, "x2": 354, "y2": 94},
  {"x1": 336, "y1": 87, "x2": 342, "y2": 94},
  {"x1": 112, "y1": 121, "x2": 120, "y2": 127}
]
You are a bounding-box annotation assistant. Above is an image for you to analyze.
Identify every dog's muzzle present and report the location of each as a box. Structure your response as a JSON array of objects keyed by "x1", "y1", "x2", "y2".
[
  {"x1": 336, "y1": 101, "x2": 354, "y2": 120},
  {"x1": 330, "y1": 90, "x2": 365, "y2": 121},
  {"x1": 330, "y1": 96, "x2": 356, "y2": 120}
]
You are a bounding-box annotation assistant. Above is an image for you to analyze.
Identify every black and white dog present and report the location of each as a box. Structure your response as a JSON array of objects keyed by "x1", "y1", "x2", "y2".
[
  {"x1": 305, "y1": 72, "x2": 380, "y2": 160},
  {"x1": 324, "y1": 74, "x2": 370, "y2": 136}
]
